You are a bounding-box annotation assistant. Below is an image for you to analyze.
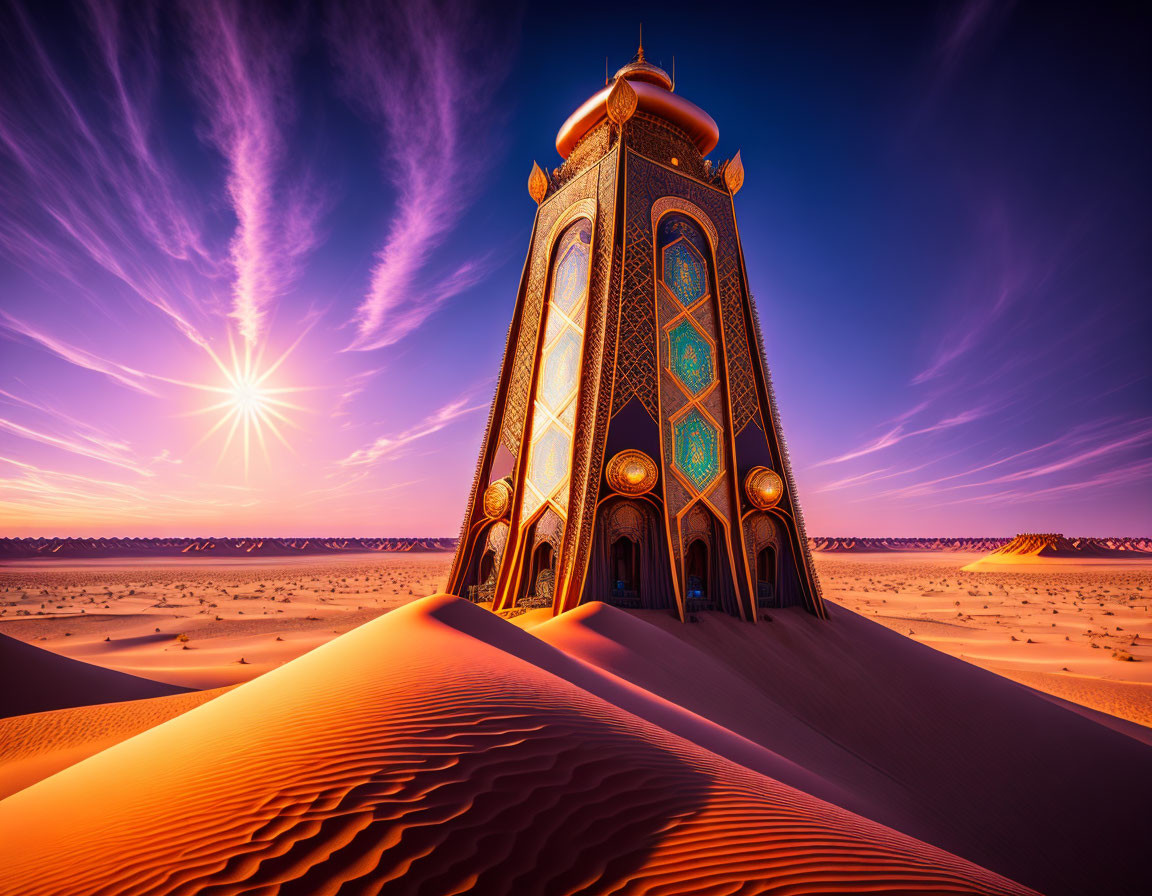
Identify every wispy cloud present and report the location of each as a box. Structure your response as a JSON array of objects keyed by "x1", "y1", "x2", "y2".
[
  {"x1": 0, "y1": 0, "x2": 217, "y2": 348},
  {"x1": 0, "y1": 417, "x2": 150, "y2": 476},
  {"x1": 0, "y1": 311, "x2": 157, "y2": 395},
  {"x1": 815, "y1": 405, "x2": 991, "y2": 466},
  {"x1": 339, "y1": 393, "x2": 485, "y2": 466},
  {"x1": 182, "y1": 0, "x2": 324, "y2": 345},
  {"x1": 327, "y1": 0, "x2": 511, "y2": 350}
]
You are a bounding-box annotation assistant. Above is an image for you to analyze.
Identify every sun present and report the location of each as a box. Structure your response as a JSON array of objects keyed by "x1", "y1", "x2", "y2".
[{"x1": 186, "y1": 338, "x2": 306, "y2": 474}]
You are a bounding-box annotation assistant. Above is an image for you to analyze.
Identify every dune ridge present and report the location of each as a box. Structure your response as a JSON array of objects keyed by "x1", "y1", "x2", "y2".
[
  {"x1": 0, "y1": 631, "x2": 188, "y2": 719},
  {"x1": 0, "y1": 595, "x2": 1034, "y2": 896},
  {"x1": 530, "y1": 601, "x2": 1151, "y2": 896}
]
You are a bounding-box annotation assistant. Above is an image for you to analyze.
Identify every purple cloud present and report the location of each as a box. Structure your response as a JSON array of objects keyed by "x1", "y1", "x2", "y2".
[
  {"x1": 182, "y1": 0, "x2": 324, "y2": 345},
  {"x1": 327, "y1": 0, "x2": 510, "y2": 350},
  {"x1": 339, "y1": 392, "x2": 486, "y2": 466}
]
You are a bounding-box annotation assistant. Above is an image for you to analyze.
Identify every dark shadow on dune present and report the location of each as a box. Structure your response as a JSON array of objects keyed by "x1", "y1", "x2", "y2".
[{"x1": 0, "y1": 631, "x2": 188, "y2": 718}]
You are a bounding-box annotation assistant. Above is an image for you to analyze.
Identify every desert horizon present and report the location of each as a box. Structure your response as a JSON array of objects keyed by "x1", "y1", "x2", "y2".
[{"x1": 2, "y1": 0, "x2": 1149, "y2": 893}]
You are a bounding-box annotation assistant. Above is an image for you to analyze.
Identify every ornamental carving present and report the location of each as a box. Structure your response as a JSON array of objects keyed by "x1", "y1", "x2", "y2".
[
  {"x1": 483, "y1": 478, "x2": 512, "y2": 519},
  {"x1": 745, "y1": 466, "x2": 784, "y2": 510},
  {"x1": 606, "y1": 449, "x2": 658, "y2": 496},
  {"x1": 681, "y1": 502, "x2": 713, "y2": 549},
  {"x1": 534, "y1": 506, "x2": 564, "y2": 550},
  {"x1": 486, "y1": 520, "x2": 510, "y2": 556},
  {"x1": 607, "y1": 500, "x2": 646, "y2": 543}
]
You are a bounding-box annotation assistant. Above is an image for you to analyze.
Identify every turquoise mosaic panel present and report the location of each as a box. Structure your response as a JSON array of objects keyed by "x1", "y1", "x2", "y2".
[
  {"x1": 662, "y1": 240, "x2": 706, "y2": 307},
  {"x1": 673, "y1": 409, "x2": 720, "y2": 492},
  {"x1": 667, "y1": 319, "x2": 715, "y2": 397},
  {"x1": 530, "y1": 425, "x2": 570, "y2": 498},
  {"x1": 539, "y1": 328, "x2": 581, "y2": 411},
  {"x1": 552, "y1": 242, "x2": 589, "y2": 314}
]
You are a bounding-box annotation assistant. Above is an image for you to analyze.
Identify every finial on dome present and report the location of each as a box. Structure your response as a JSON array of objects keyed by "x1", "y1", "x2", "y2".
[{"x1": 612, "y1": 29, "x2": 673, "y2": 91}]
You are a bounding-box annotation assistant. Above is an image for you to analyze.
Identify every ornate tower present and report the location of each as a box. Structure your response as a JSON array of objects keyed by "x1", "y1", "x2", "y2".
[{"x1": 448, "y1": 45, "x2": 825, "y2": 621}]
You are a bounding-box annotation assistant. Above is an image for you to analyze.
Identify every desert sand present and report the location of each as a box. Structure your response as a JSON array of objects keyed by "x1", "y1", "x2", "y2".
[
  {"x1": 2, "y1": 552, "x2": 1150, "y2": 893},
  {"x1": 0, "y1": 553, "x2": 451, "y2": 688},
  {"x1": 0, "y1": 595, "x2": 1051, "y2": 896},
  {"x1": 814, "y1": 550, "x2": 1152, "y2": 727}
]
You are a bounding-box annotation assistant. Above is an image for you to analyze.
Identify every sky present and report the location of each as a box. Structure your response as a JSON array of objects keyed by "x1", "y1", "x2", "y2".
[{"x1": 0, "y1": 0, "x2": 1149, "y2": 538}]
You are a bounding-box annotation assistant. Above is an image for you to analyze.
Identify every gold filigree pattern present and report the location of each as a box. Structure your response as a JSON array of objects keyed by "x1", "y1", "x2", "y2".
[
  {"x1": 627, "y1": 115, "x2": 709, "y2": 182},
  {"x1": 557, "y1": 149, "x2": 620, "y2": 608},
  {"x1": 606, "y1": 500, "x2": 647, "y2": 543},
  {"x1": 606, "y1": 449, "x2": 658, "y2": 495},
  {"x1": 483, "y1": 478, "x2": 513, "y2": 519},
  {"x1": 745, "y1": 466, "x2": 784, "y2": 510},
  {"x1": 500, "y1": 170, "x2": 597, "y2": 452}
]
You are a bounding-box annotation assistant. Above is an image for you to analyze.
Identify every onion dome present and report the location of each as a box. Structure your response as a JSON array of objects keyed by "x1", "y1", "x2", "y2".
[{"x1": 556, "y1": 41, "x2": 719, "y2": 159}]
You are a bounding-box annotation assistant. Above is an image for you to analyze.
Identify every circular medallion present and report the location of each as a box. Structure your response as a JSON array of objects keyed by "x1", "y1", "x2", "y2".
[
  {"x1": 606, "y1": 449, "x2": 658, "y2": 496},
  {"x1": 482, "y1": 478, "x2": 513, "y2": 519},
  {"x1": 745, "y1": 466, "x2": 784, "y2": 510}
]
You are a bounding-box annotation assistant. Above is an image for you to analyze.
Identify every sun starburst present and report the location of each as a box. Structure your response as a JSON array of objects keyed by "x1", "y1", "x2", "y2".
[{"x1": 185, "y1": 337, "x2": 307, "y2": 475}]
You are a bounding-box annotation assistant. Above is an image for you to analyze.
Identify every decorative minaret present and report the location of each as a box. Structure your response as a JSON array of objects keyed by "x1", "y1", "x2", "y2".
[{"x1": 448, "y1": 43, "x2": 825, "y2": 621}]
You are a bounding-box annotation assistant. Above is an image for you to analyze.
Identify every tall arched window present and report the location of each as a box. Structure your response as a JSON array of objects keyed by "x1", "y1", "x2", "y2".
[
  {"x1": 521, "y1": 218, "x2": 594, "y2": 523},
  {"x1": 657, "y1": 213, "x2": 724, "y2": 499}
]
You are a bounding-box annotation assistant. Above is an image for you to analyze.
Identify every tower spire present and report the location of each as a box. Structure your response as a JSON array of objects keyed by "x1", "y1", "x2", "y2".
[{"x1": 637, "y1": 23, "x2": 644, "y2": 62}]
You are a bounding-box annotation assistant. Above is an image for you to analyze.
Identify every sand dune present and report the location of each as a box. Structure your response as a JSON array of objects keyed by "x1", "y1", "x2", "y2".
[
  {"x1": 0, "y1": 687, "x2": 230, "y2": 800},
  {"x1": 963, "y1": 533, "x2": 1152, "y2": 570},
  {"x1": 0, "y1": 554, "x2": 451, "y2": 688},
  {"x1": 0, "y1": 631, "x2": 187, "y2": 718},
  {"x1": 0, "y1": 595, "x2": 1036, "y2": 896},
  {"x1": 534, "y1": 602, "x2": 1152, "y2": 895}
]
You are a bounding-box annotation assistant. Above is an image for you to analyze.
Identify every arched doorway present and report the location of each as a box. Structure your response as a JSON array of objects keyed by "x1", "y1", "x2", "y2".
[
  {"x1": 756, "y1": 544, "x2": 777, "y2": 607},
  {"x1": 526, "y1": 541, "x2": 555, "y2": 607},
  {"x1": 685, "y1": 539, "x2": 708, "y2": 610},
  {"x1": 479, "y1": 549, "x2": 496, "y2": 585},
  {"x1": 610, "y1": 537, "x2": 640, "y2": 608}
]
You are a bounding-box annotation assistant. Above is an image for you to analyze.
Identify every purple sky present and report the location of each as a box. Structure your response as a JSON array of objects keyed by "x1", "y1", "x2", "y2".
[{"x1": 1, "y1": 0, "x2": 1149, "y2": 537}]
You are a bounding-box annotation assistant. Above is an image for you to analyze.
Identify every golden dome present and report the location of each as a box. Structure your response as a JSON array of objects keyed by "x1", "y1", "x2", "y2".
[
  {"x1": 606, "y1": 450, "x2": 658, "y2": 496},
  {"x1": 745, "y1": 467, "x2": 784, "y2": 510},
  {"x1": 482, "y1": 478, "x2": 513, "y2": 519},
  {"x1": 556, "y1": 45, "x2": 718, "y2": 159}
]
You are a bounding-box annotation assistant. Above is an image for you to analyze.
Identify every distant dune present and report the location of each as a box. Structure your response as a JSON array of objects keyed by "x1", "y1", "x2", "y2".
[
  {"x1": 0, "y1": 595, "x2": 1053, "y2": 896},
  {"x1": 0, "y1": 631, "x2": 187, "y2": 719},
  {"x1": 0, "y1": 536, "x2": 458, "y2": 561},
  {"x1": 811, "y1": 535, "x2": 1152, "y2": 554},
  {"x1": 963, "y1": 533, "x2": 1152, "y2": 570}
]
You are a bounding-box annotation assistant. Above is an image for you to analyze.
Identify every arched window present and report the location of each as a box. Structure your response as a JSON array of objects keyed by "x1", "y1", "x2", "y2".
[
  {"x1": 658, "y1": 213, "x2": 724, "y2": 500},
  {"x1": 521, "y1": 218, "x2": 594, "y2": 523}
]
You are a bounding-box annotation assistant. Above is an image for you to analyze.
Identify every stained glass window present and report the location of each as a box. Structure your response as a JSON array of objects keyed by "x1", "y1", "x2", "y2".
[
  {"x1": 662, "y1": 240, "x2": 706, "y2": 307},
  {"x1": 667, "y1": 319, "x2": 715, "y2": 396},
  {"x1": 522, "y1": 217, "x2": 593, "y2": 518},
  {"x1": 673, "y1": 409, "x2": 720, "y2": 491}
]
